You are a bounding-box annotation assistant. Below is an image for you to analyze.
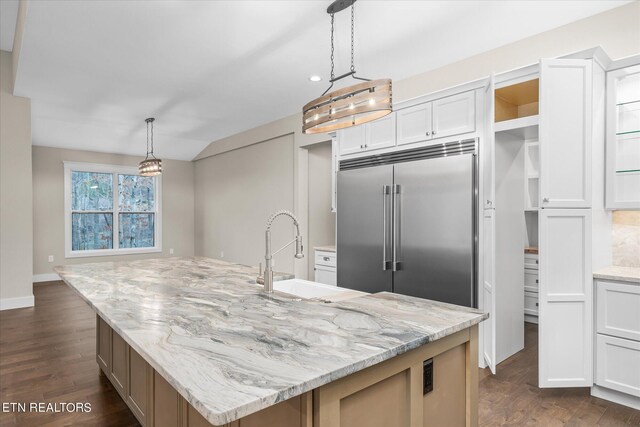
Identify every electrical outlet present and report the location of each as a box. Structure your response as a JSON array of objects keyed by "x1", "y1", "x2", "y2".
[
  {"x1": 423, "y1": 358, "x2": 433, "y2": 395},
  {"x1": 48, "y1": 255, "x2": 54, "y2": 263},
  {"x1": 169, "y1": 248, "x2": 174, "y2": 255}
]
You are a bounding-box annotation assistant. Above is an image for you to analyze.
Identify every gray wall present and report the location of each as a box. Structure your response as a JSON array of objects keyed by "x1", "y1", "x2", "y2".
[
  {"x1": 194, "y1": 134, "x2": 297, "y2": 273},
  {"x1": 32, "y1": 146, "x2": 195, "y2": 276},
  {"x1": 307, "y1": 141, "x2": 335, "y2": 279},
  {"x1": 0, "y1": 50, "x2": 33, "y2": 307}
]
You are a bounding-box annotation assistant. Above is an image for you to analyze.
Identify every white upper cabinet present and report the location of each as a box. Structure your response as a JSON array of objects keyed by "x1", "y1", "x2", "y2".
[
  {"x1": 396, "y1": 91, "x2": 476, "y2": 147},
  {"x1": 338, "y1": 89, "x2": 478, "y2": 157},
  {"x1": 365, "y1": 113, "x2": 396, "y2": 151},
  {"x1": 337, "y1": 113, "x2": 395, "y2": 156},
  {"x1": 396, "y1": 102, "x2": 433, "y2": 146},
  {"x1": 539, "y1": 59, "x2": 593, "y2": 208},
  {"x1": 337, "y1": 125, "x2": 366, "y2": 156},
  {"x1": 432, "y1": 91, "x2": 476, "y2": 139},
  {"x1": 606, "y1": 64, "x2": 640, "y2": 209},
  {"x1": 539, "y1": 209, "x2": 592, "y2": 388}
]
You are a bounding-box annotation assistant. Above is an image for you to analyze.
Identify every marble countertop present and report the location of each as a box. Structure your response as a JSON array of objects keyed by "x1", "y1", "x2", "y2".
[
  {"x1": 55, "y1": 257, "x2": 487, "y2": 426},
  {"x1": 593, "y1": 265, "x2": 640, "y2": 284},
  {"x1": 314, "y1": 245, "x2": 336, "y2": 253}
]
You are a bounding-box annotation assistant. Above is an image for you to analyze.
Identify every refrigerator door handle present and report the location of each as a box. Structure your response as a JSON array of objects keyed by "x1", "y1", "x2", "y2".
[
  {"x1": 382, "y1": 185, "x2": 392, "y2": 270},
  {"x1": 392, "y1": 184, "x2": 401, "y2": 272}
]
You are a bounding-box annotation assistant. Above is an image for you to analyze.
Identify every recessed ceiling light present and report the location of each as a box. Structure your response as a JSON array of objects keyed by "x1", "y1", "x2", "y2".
[{"x1": 309, "y1": 75, "x2": 322, "y2": 82}]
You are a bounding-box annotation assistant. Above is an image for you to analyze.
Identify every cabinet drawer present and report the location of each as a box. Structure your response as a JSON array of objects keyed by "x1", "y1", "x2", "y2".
[
  {"x1": 596, "y1": 280, "x2": 640, "y2": 341},
  {"x1": 524, "y1": 254, "x2": 539, "y2": 270},
  {"x1": 596, "y1": 334, "x2": 640, "y2": 397},
  {"x1": 524, "y1": 270, "x2": 539, "y2": 293},
  {"x1": 315, "y1": 251, "x2": 336, "y2": 268},
  {"x1": 524, "y1": 291, "x2": 539, "y2": 316}
]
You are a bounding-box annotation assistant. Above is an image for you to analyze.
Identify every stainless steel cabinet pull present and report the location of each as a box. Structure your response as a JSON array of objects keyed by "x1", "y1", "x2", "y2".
[
  {"x1": 382, "y1": 185, "x2": 391, "y2": 270},
  {"x1": 426, "y1": 131, "x2": 431, "y2": 136},
  {"x1": 323, "y1": 257, "x2": 330, "y2": 261},
  {"x1": 392, "y1": 184, "x2": 401, "y2": 272},
  {"x1": 542, "y1": 197, "x2": 549, "y2": 203},
  {"x1": 432, "y1": 130, "x2": 436, "y2": 135},
  {"x1": 536, "y1": 279, "x2": 539, "y2": 283}
]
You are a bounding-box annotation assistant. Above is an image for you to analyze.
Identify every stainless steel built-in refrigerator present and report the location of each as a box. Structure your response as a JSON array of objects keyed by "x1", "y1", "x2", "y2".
[{"x1": 337, "y1": 139, "x2": 478, "y2": 307}]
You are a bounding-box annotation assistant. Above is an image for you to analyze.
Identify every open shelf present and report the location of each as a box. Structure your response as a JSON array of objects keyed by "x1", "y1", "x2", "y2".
[
  {"x1": 495, "y1": 79, "x2": 539, "y2": 122},
  {"x1": 494, "y1": 115, "x2": 539, "y2": 139}
]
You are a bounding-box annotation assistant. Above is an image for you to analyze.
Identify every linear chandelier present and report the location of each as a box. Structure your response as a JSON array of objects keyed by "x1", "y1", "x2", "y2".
[
  {"x1": 139, "y1": 118, "x2": 162, "y2": 176},
  {"x1": 302, "y1": 0, "x2": 392, "y2": 134}
]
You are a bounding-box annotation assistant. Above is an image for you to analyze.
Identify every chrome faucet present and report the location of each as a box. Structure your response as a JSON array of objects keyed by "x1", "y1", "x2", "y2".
[{"x1": 256, "y1": 210, "x2": 304, "y2": 293}]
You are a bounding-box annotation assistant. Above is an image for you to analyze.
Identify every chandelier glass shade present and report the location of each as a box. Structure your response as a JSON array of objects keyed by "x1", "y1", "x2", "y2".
[
  {"x1": 302, "y1": 0, "x2": 392, "y2": 134},
  {"x1": 139, "y1": 118, "x2": 162, "y2": 176}
]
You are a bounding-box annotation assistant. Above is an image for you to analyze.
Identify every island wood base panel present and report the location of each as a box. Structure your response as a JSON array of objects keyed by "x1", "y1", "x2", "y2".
[{"x1": 97, "y1": 315, "x2": 478, "y2": 427}]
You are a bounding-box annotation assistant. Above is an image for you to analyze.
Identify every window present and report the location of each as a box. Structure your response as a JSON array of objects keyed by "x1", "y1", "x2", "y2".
[{"x1": 64, "y1": 162, "x2": 161, "y2": 258}]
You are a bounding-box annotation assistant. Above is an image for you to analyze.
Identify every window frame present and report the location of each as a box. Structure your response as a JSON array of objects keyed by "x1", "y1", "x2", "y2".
[{"x1": 64, "y1": 161, "x2": 162, "y2": 258}]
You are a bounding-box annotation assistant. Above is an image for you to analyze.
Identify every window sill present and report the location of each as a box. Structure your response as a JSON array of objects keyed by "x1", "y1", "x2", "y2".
[{"x1": 65, "y1": 247, "x2": 162, "y2": 259}]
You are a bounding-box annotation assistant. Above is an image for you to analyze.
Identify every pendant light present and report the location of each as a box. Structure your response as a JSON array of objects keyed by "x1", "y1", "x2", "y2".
[
  {"x1": 302, "y1": 0, "x2": 392, "y2": 134},
  {"x1": 139, "y1": 118, "x2": 162, "y2": 176}
]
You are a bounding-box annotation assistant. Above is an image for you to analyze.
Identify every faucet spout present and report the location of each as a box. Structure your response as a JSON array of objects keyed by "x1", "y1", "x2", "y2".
[{"x1": 258, "y1": 210, "x2": 304, "y2": 293}]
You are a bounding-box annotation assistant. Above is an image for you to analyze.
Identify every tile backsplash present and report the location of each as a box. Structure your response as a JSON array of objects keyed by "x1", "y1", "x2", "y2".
[{"x1": 612, "y1": 211, "x2": 640, "y2": 268}]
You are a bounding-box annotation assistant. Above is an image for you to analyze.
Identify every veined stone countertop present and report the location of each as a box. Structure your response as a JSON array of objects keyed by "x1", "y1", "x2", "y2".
[
  {"x1": 593, "y1": 265, "x2": 640, "y2": 284},
  {"x1": 55, "y1": 257, "x2": 487, "y2": 426}
]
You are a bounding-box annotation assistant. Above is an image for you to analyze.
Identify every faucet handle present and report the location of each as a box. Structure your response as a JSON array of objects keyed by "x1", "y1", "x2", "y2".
[{"x1": 256, "y1": 262, "x2": 264, "y2": 284}]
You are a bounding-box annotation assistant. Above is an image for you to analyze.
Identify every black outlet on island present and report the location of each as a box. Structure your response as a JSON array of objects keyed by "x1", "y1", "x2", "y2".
[{"x1": 423, "y1": 358, "x2": 433, "y2": 395}]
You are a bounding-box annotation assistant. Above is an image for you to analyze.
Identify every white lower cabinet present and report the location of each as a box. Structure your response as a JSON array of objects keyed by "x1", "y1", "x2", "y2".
[
  {"x1": 524, "y1": 254, "x2": 539, "y2": 323},
  {"x1": 524, "y1": 291, "x2": 539, "y2": 317},
  {"x1": 314, "y1": 249, "x2": 337, "y2": 286},
  {"x1": 596, "y1": 334, "x2": 640, "y2": 397},
  {"x1": 593, "y1": 279, "x2": 640, "y2": 409}
]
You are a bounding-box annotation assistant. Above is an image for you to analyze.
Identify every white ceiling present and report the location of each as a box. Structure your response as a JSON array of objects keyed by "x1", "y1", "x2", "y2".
[{"x1": 7, "y1": 1, "x2": 629, "y2": 161}]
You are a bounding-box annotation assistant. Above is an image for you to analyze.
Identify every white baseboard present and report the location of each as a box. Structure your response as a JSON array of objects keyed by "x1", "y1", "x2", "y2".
[
  {"x1": 33, "y1": 273, "x2": 60, "y2": 283},
  {"x1": 0, "y1": 295, "x2": 35, "y2": 311},
  {"x1": 591, "y1": 385, "x2": 640, "y2": 410}
]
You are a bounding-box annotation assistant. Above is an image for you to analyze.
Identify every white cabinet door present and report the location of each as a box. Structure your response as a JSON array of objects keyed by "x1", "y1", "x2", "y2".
[
  {"x1": 432, "y1": 91, "x2": 475, "y2": 139},
  {"x1": 338, "y1": 125, "x2": 366, "y2": 156},
  {"x1": 539, "y1": 59, "x2": 592, "y2": 208},
  {"x1": 365, "y1": 113, "x2": 396, "y2": 151},
  {"x1": 483, "y1": 76, "x2": 495, "y2": 209},
  {"x1": 396, "y1": 102, "x2": 432, "y2": 146},
  {"x1": 482, "y1": 209, "x2": 497, "y2": 374},
  {"x1": 596, "y1": 280, "x2": 640, "y2": 342},
  {"x1": 596, "y1": 334, "x2": 640, "y2": 397},
  {"x1": 605, "y1": 65, "x2": 640, "y2": 209},
  {"x1": 315, "y1": 266, "x2": 337, "y2": 286},
  {"x1": 539, "y1": 209, "x2": 592, "y2": 387}
]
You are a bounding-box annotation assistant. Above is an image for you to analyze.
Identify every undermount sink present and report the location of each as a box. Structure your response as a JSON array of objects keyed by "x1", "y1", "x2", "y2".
[{"x1": 273, "y1": 279, "x2": 355, "y2": 301}]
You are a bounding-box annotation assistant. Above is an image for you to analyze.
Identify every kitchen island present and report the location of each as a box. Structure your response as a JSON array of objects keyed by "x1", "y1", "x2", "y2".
[{"x1": 55, "y1": 257, "x2": 487, "y2": 427}]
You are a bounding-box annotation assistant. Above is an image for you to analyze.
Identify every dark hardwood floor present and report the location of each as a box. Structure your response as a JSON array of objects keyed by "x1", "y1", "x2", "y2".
[
  {"x1": 0, "y1": 281, "x2": 139, "y2": 426},
  {"x1": 1, "y1": 281, "x2": 639, "y2": 426},
  {"x1": 479, "y1": 322, "x2": 640, "y2": 426}
]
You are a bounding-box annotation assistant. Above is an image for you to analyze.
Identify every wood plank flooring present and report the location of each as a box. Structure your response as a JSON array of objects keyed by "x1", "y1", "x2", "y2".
[
  {"x1": 479, "y1": 322, "x2": 640, "y2": 426},
  {"x1": 0, "y1": 281, "x2": 139, "y2": 426},
  {"x1": 1, "y1": 281, "x2": 638, "y2": 426}
]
